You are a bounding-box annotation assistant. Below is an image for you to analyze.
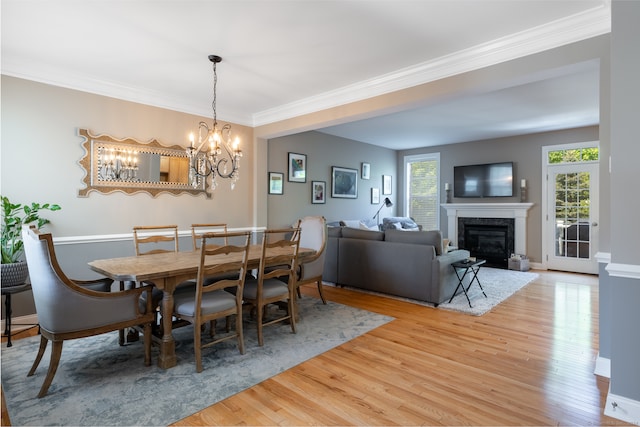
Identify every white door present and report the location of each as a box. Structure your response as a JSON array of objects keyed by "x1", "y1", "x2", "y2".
[{"x1": 546, "y1": 162, "x2": 599, "y2": 274}]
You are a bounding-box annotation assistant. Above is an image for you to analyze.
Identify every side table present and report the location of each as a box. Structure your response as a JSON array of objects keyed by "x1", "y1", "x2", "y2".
[
  {"x1": 2, "y1": 283, "x2": 37, "y2": 347},
  {"x1": 449, "y1": 259, "x2": 487, "y2": 307}
]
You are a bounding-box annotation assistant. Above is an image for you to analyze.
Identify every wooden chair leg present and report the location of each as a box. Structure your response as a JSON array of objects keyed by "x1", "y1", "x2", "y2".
[
  {"x1": 257, "y1": 305, "x2": 264, "y2": 347},
  {"x1": 317, "y1": 280, "x2": 327, "y2": 304},
  {"x1": 195, "y1": 321, "x2": 203, "y2": 373},
  {"x1": 27, "y1": 335, "x2": 48, "y2": 377},
  {"x1": 288, "y1": 297, "x2": 297, "y2": 334},
  {"x1": 236, "y1": 312, "x2": 245, "y2": 355},
  {"x1": 37, "y1": 341, "x2": 63, "y2": 398}
]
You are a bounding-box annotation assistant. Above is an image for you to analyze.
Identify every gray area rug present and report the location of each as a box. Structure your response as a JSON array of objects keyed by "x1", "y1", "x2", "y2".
[
  {"x1": 1, "y1": 297, "x2": 393, "y2": 426},
  {"x1": 437, "y1": 267, "x2": 538, "y2": 315},
  {"x1": 329, "y1": 267, "x2": 538, "y2": 316}
]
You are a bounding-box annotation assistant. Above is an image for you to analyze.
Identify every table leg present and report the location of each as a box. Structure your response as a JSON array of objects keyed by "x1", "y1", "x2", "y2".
[
  {"x1": 465, "y1": 267, "x2": 487, "y2": 298},
  {"x1": 449, "y1": 267, "x2": 472, "y2": 307},
  {"x1": 157, "y1": 282, "x2": 177, "y2": 369}
]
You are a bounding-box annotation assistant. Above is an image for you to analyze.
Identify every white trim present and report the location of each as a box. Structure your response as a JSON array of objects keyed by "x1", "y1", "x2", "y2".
[
  {"x1": 605, "y1": 388, "x2": 640, "y2": 425},
  {"x1": 52, "y1": 226, "x2": 267, "y2": 246},
  {"x1": 442, "y1": 203, "x2": 534, "y2": 255},
  {"x1": 595, "y1": 251, "x2": 612, "y2": 264},
  {"x1": 253, "y1": 5, "x2": 611, "y2": 126},
  {"x1": 606, "y1": 263, "x2": 640, "y2": 280},
  {"x1": 1, "y1": 5, "x2": 610, "y2": 128},
  {"x1": 594, "y1": 353, "x2": 611, "y2": 378}
]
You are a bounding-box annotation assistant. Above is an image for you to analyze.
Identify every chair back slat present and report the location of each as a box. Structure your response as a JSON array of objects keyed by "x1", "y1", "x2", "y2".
[
  {"x1": 191, "y1": 223, "x2": 228, "y2": 250},
  {"x1": 197, "y1": 231, "x2": 251, "y2": 293},
  {"x1": 133, "y1": 225, "x2": 179, "y2": 255}
]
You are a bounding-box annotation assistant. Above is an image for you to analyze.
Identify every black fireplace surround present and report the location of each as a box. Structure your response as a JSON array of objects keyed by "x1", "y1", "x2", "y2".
[{"x1": 458, "y1": 217, "x2": 515, "y2": 268}]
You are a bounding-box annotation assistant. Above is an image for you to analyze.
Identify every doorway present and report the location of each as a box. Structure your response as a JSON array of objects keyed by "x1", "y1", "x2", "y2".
[{"x1": 542, "y1": 143, "x2": 599, "y2": 274}]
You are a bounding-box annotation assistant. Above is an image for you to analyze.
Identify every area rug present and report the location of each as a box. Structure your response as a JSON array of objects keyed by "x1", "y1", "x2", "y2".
[
  {"x1": 328, "y1": 267, "x2": 538, "y2": 316},
  {"x1": 1, "y1": 297, "x2": 393, "y2": 426},
  {"x1": 436, "y1": 267, "x2": 538, "y2": 315}
]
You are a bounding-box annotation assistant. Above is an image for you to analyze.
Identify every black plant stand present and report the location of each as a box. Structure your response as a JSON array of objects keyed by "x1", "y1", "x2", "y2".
[{"x1": 2, "y1": 283, "x2": 38, "y2": 347}]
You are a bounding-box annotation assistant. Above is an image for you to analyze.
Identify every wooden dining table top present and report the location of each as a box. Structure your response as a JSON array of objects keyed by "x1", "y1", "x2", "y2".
[{"x1": 88, "y1": 245, "x2": 315, "y2": 286}]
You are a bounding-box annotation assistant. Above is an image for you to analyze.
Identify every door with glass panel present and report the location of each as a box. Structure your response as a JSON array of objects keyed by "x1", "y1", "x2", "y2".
[{"x1": 545, "y1": 146, "x2": 599, "y2": 274}]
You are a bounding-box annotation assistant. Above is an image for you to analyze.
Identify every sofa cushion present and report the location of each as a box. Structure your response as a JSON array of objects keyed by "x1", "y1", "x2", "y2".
[
  {"x1": 341, "y1": 227, "x2": 385, "y2": 241},
  {"x1": 384, "y1": 229, "x2": 444, "y2": 255}
]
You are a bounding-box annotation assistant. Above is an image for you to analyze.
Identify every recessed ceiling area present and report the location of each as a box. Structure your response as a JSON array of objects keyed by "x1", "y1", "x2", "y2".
[{"x1": 316, "y1": 62, "x2": 600, "y2": 150}]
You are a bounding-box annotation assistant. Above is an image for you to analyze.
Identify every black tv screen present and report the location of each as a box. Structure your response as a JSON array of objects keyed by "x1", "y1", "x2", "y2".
[{"x1": 453, "y1": 162, "x2": 513, "y2": 197}]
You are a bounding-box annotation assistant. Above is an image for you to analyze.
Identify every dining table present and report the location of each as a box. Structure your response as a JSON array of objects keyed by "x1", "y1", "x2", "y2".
[{"x1": 88, "y1": 245, "x2": 315, "y2": 369}]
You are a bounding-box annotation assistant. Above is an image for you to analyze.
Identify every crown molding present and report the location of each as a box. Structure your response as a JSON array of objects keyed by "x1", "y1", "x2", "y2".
[
  {"x1": 252, "y1": 4, "x2": 611, "y2": 126},
  {"x1": 2, "y1": 4, "x2": 610, "y2": 129}
]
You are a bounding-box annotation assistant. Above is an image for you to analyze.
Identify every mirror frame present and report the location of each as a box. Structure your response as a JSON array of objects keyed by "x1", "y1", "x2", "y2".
[{"x1": 78, "y1": 128, "x2": 210, "y2": 198}]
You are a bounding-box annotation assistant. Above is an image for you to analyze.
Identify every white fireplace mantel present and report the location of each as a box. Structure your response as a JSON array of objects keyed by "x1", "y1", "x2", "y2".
[{"x1": 442, "y1": 203, "x2": 534, "y2": 255}]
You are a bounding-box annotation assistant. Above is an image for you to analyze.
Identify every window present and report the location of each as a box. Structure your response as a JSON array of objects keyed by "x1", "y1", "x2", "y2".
[{"x1": 404, "y1": 153, "x2": 440, "y2": 230}]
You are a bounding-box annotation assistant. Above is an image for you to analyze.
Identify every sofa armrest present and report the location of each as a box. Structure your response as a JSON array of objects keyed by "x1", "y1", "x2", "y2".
[{"x1": 431, "y1": 249, "x2": 471, "y2": 304}]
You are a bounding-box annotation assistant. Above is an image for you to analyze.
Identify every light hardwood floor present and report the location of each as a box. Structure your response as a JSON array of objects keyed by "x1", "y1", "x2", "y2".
[{"x1": 2, "y1": 270, "x2": 630, "y2": 425}]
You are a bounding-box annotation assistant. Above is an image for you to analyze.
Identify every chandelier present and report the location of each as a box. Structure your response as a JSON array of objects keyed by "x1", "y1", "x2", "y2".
[{"x1": 186, "y1": 54, "x2": 242, "y2": 190}]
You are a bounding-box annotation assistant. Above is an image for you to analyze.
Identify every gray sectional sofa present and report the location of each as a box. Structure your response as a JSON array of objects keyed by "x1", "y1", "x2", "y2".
[{"x1": 323, "y1": 226, "x2": 470, "y2": 306}]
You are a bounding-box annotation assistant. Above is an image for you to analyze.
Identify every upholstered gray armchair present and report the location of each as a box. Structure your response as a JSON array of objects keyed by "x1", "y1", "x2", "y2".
[
  {"x1": 296, "y1": 216, "x2": 328, "y2": 304},
  {"x1": 22, "y1": 225, "x2": 155, "y2": 398}
]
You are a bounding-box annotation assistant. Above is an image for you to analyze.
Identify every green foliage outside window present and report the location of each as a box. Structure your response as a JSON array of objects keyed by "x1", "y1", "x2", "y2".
[{"x1": 548, "y1": 147, "x2": 599, "y2": 164}]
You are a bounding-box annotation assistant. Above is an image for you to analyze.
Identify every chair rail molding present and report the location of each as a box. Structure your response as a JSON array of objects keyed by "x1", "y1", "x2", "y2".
[{"x1": 442, "y1": 203, "x2": 534, "y2": 256}]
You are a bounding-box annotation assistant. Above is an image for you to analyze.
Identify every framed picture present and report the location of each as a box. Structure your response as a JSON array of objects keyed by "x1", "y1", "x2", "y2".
[
  {"x1": 288, "y1": 152, "x2": 307, "y2": 183},
  {"x1": 382, "y1": 175, "x2": 392, "y2": 195},
  {"x1": 371, "y1": 187, "x2": 380, "y2": 204},
  {"x1": 311, "y1": 180, "x2": 326, "y2": 204},
  {"x1": 361, "y1": 162, "x2": 370, "y2": 180},
  {"x1": 268, "y1": 172, "x2": 284, "y2": 195},
  {"x1": 331, "y1": 166, "x2": 358, "y2": 198}
]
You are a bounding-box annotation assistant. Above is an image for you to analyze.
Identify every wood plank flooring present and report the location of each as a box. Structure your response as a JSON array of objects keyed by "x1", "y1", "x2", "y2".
[
  {"x1": 175, "y1": 270, "x2": 628, "y2": 426},
  {"x1": 2, "y1": 270, "x2": 630, "y2": 425}
]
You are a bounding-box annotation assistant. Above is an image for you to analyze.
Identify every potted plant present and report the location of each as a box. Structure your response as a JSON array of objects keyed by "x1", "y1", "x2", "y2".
[{"x1": 1, "y1": 196, "x2": 61, "y2": 287}]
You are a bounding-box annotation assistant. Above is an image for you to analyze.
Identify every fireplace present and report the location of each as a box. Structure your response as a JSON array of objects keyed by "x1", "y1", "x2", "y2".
[{"x1": 458, "y1": 217, "x2": 514, "y2": 268}]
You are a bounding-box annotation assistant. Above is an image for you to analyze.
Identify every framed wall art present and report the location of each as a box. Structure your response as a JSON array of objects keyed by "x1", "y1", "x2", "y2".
[
  {"x1": 288, "y1": 152, "x2": 307, "y2": 183},
  {"x1": 382, "y1": 174, "x2": 392, "y2": 195},
  {"x1": 311, "y1": 180, "x2": 326, "y2": 204},
  {"x1": 371, "y1": 187, "x2": 380, "y2": 204},
  {"x1": 268, "y1": 172, "x2": 284, "y2": 195},
  {"x1": 332, "y1": 166, "x2": 358, "y2": 198},
  {"x1": 361, "y1": 162, "x2": 370, "y2": 180}
]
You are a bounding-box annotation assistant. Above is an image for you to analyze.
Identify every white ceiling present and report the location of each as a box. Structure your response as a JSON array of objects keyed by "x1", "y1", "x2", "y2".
[{"x1": 1, "y1": 0, "x2": 609, "y2": 150}]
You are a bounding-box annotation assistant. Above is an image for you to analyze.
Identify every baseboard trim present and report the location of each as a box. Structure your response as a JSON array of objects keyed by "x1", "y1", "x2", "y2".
[
  {"x1": 605, "y1": 388, "x2": 640, "y2": 425},
  {"x1": 1, "y1": 314, "x2": 39, "y2": 335},
  {"x1": 594, "y1": 354, "x2": 611, "y2": 378}
]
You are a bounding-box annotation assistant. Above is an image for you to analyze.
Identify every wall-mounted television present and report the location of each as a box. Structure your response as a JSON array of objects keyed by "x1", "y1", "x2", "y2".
[{"x1": 453, "y1": 162, "x2": 514, "y2": 198}]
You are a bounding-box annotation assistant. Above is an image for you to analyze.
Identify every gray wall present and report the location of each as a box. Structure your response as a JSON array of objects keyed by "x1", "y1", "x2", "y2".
[
  {"x1": 267, "y1": 131, "x2": 397, "y2": 228},
  {"x1": 609, "y1": 0, "x2": 640, "y2": 403},
  {"x1": 400, "y1": 126, "x2": 599, "y2": 263}
]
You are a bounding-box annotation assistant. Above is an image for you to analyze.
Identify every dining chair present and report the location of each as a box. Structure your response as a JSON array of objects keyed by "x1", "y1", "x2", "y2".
[
  {"x1": 172, "y1": 231, "x2": 251, "y2": 372},
  {"x1": 22, "y1": 225, "x2": 154, "y2": 398},
  {"x1": 132, "y1": 225, "x2": 192, "y2": 340},
  {"x1": 243, "y1": 226, "x2": 301, "y2": 346},
  {"x1": 296, "y1": 216, "x2": 328, "y2": 304}
]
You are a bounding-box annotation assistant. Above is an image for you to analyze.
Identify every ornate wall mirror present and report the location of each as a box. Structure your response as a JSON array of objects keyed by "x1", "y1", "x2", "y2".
[{"x1": 78, "y1": 128, "x2": 210, "y2": 198}]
